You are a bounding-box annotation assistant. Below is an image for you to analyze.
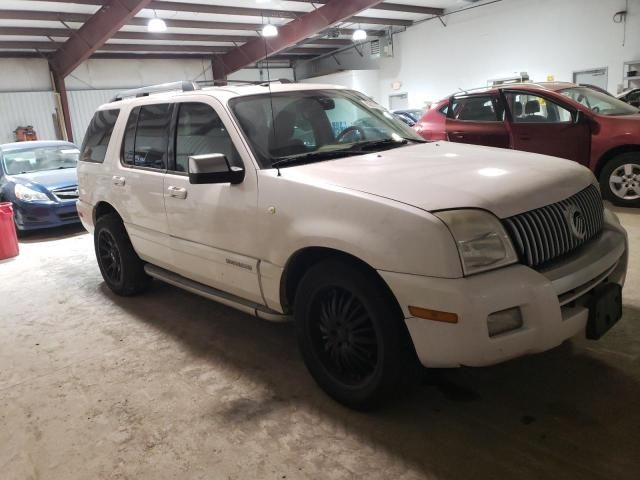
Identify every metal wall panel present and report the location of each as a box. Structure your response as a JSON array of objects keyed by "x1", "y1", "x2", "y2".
[
  {"x1": 68, "y1": 89, "x2": 121, "y2": 145},
  {"x1": 0, "y1": 92, "x2": 59, "y2": 144}
]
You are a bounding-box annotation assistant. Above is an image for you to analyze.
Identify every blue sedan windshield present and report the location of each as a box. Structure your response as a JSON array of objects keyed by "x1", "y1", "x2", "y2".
[{"x1": 2, "y1": 146, "x2": 79, "y2": 175}]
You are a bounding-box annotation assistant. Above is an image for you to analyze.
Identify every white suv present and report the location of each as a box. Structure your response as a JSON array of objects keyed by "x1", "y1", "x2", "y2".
[{"x1": 78, "y1": 81, "x2": 628, "y2": 409}]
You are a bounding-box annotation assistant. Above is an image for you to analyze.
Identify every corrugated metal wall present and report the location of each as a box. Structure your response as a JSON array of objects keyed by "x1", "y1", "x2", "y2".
[
  {"x1": 0, "y1": 92, "x2": 60, "y2": 144},
  {"x1": 68, "y1": 89, "x2": 120, "y2": 145}
]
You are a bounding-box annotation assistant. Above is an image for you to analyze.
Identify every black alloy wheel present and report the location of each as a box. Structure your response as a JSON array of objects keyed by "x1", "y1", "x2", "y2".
[
  {"x1": 310, "y1": 286, "x2": 378, "y2": 385},
  {"x1": 295, "y1": 259, "x2": 420, "y2": 410},
  {"x1": 97, "y1": 229, "x2": 123, "y2": 285}
]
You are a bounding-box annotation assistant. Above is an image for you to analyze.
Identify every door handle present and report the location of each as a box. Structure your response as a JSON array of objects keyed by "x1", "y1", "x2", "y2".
[
  {"x1": 112, "y1": 175, "x2": 126, "y2": 187},
  {"x1": 167, "y1": 186, "x2": 188, "y2": 199}
]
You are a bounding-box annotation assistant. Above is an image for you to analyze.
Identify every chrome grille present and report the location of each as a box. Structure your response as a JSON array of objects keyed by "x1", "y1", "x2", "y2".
[
  {"x1": 503, "y1": 185, "x2": 604, "y2": 268},
  {"x1": 52, "y1": 186, "x2": 79, "y2": 201}
]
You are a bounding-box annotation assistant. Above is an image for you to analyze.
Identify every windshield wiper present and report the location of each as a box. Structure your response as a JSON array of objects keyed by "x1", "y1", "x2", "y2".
[
  {"x1": 349, "y1": 137, "x2": 427, "y2": 152},
  {"x1": 270, "y1": 136, "x2": 427, "y2": 172},
  {"x1": 271, "y1": 149, "x2": 363, "y2": 171}
]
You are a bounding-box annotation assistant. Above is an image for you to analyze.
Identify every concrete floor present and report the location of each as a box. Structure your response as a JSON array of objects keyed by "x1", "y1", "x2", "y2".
[{"x1": 1, "y1": 206, "x2": 639, "y2": 480}]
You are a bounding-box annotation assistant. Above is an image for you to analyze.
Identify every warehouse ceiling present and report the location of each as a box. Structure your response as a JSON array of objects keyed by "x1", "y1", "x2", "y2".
[{"x1": 0, "y1": 0, "x2": 460, "y2": 74}]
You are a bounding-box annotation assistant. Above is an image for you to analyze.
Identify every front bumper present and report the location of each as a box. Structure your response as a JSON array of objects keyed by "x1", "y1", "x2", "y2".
[
  {"x1": 380, "y1": 210, "x2": 628, "y2": 368},
  {"x1": 13, "y1": 199, "x2": 80, "y2": 231}
]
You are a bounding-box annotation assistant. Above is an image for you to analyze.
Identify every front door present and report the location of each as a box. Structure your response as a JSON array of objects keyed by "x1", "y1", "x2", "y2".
[
  {"x1": 163, "y1": 97, "x2": 263, "y2": 304},
  {"x1": 445, "y1": 94, "x2": 510, "y2": 148},
  {"x1": 503, "y1": 91, "x2": 591, "y2": 164}
]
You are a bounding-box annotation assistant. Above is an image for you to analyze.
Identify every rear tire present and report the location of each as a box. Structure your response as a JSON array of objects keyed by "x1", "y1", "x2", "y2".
[
  {"x1": 94, "y1": 213, "x2": 151, "y2": 296},
  {"x1": 599, "y1": 152, "x2": 640, "y2": 207},
  {"x1": 294, "y1": 259, "x2": 419, "y2": 410}
]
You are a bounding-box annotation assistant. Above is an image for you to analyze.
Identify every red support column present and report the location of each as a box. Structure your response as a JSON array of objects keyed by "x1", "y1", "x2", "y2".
[
  {"x1": 50, "y1": 68, "x2": 73, "y2": 143},
  {"x1": 211, "y1": 56, "x2": 228, "y2": 86}
]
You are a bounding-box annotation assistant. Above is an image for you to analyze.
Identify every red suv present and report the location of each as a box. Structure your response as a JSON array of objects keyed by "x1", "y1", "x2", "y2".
[{"x1": 415, "y1": 82, "x2": 640, "y2": 207}]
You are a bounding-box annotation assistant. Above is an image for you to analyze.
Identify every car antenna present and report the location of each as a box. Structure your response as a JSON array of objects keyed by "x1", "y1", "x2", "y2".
[{"x1": 262, "y1": 13, "x2": 280, "y2": 177}]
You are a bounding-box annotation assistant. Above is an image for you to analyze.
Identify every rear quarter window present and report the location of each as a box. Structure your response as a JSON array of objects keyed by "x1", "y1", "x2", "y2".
[{"x1": 81, "y1": 109, "x2": 120, "y2": 163}]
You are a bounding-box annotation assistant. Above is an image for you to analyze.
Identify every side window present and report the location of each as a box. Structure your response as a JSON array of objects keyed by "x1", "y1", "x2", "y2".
[
  {"x1": 505, "y1": 92, "x2": 572, "y2": 123},
  {"x1": 451, "y1": 95, "x2": 500, "y2": 121},
  {"x1": 80, "y1": 109, "x2": 119, "y2": 163},
  {"x1": 133, "y1": 104, "x2": 171, "y2": 169},
  {"x1": 122, "y1": 107, "x2": 138, "y2": 166},
  {"x1": 175, "y1": 102, "x2": 242, "y2": 173}
]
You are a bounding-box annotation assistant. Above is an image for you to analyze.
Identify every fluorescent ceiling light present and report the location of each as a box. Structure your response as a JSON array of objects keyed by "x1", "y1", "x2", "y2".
[
  {"x1": 147, "y1": 17, "x2": 167, "y2": 33},
  {"x1": 352, "y1": 28, "x2": 367, "y2": 42},
  {"x1": 262, "y1": 24, "x2": 278, "y2": 38}
]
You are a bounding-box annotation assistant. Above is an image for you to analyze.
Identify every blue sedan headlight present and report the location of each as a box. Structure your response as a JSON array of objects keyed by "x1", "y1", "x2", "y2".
[{"x1": 14, "y1": 184, "x2": 50, "y2": 202}]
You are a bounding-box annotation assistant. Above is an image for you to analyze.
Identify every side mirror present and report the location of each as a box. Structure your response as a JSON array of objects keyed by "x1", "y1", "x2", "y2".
[{"x1": 188, "y1": 153, "x2": 244, "y2": 185}]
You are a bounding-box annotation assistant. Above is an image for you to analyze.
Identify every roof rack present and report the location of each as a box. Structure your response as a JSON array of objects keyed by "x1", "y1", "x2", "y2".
[
  {"x1": 196, "y1": 78, "x2": 293, "y2": 87},
  {"x1": 110, "y1": 81, "x2": 200, "y2": 102}
]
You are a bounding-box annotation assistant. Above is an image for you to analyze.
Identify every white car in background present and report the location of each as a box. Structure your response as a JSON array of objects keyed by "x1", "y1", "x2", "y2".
[{"x1": 77, "y1": 81, "x2": 628, "y2": 409}]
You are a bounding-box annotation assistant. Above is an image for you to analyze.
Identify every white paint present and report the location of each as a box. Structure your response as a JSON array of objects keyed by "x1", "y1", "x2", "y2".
[
  {"x1": 0, "y1": 59, "x2": 52, "y2": 92},
  {"x1": 77, "y1": 81, "x2": 629, "y2": 370},
  {"x1": 66, "y1": 58, "x2": 215, "y2": 90},
  {"x1": 378, "y1": 0, "x2": 640, "y2": 108},
  {"x1": 0, "y1": 58, "x2": 293, "y2": 143},
  {"x1": 300, "y1": 70, "x2": 381, "y2": 102},
  {"x1": 0, "y1": 92, "x2": 59, "y2": 143}
]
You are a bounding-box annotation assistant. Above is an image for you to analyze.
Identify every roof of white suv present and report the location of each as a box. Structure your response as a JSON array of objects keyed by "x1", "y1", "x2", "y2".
[{"x1": 98, "y1": 82, "x2": 348, "y2": 111}]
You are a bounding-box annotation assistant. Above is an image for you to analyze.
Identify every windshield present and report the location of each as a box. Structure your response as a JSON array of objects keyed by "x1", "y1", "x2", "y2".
[
  {"x1": 2, "y1": 145, "x2": 79, "y2": 175},
  {"x1": 560, "y1": 87, "x2": 639, "y2": 116},
  {"x1": 229, "y1": 89, "x2": 425, "y2": 168}
]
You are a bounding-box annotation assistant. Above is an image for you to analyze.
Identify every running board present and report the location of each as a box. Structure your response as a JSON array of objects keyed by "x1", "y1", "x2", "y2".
[{"x1": 144, "y1": 264, "x2": 289, "y2": 322}]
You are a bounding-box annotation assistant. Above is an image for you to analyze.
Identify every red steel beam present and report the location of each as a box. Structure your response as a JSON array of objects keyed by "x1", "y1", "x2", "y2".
[
  {"x1": 217, "y1": 0, "x2": 385, "y2": 77},
  {"x1": 49, "y1": 0, "x2": 153, "y2": 77},
  {"x1": 0, "y1": 41, "x2": 330, "y2": 56},
  {"x1": 283, "y1": 0, "x2": 444, "y2": 16},
  {"x1": 50, "y1": 66, "x2": 73, "y2": 142},
  {"x1": 27, "y1": 0, "x2": 440, "y2": 19},
  {"x1": 0, "y1": 10, "x2": 384, "y2": 36},
  {"x1": 0, "y1": 26, "x2": 352, "y2": 46}
]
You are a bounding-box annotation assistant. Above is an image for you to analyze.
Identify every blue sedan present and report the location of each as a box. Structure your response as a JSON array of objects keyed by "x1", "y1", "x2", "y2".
[{"x1": 0, "y1": 140, "x2": 81, "y2": 231}]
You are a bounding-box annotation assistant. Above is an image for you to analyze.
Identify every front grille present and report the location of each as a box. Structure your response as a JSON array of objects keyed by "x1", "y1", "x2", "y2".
[
  {"x1": 52, "y1": 186, "x2": 79, "y2": 201},
  {"x1": 503, "y1": 185, "x2": 604, "y2": 269}
]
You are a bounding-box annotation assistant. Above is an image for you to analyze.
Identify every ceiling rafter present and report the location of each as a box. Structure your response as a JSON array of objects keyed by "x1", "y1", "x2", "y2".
[
  {"x1": 0, "y1": 9, "x2": 385, "y2": 36},
  {"x1": 0, "y1": 40, "x2": 332, "y2": 56},
  {"x1": 216, "y1": 0, "x2": 386, "y2": 77},
  {"x1": 19, "y1": 0, "x2": 416, "y2": 26},
  {"x1": 0, "y1": 26, "x2": 352, "y2": 46},
  {"x1": 284, "y1": 0, "x2": 444, "y2": 15},
  {"x1": 49, "y1": 0, "x2": 153, "y2": 76}
]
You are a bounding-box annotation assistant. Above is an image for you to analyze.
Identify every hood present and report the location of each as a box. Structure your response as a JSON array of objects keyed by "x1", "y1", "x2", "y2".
[
  {"x1": 9, "y1": 168, "x2": 77, "y2": 191},
  {"x1": 286, "y1": 142, "x2": 595, "y2": 218}
]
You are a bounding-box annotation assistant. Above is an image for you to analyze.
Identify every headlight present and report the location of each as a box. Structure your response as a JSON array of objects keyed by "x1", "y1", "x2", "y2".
[
  {"x1": 434, "y1": 209, "x2": 518, "y2": 276},
  {"x1": 14, "y1": 183, "x2": 50, "y2": 202}
]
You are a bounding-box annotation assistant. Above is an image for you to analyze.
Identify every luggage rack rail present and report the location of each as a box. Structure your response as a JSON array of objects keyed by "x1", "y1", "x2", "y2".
[{"x1": 110, "y1": 81, "x2": 200, "y2": 102}]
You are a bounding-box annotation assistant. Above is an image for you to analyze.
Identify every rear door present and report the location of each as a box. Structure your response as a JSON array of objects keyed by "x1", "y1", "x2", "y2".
[
  {"x1": 503, "y1": 90, "x2": 591, "y2": 164},
  {"x1": 115, "y1": 103, "x2": 173, "y2": 269},
  {"x1": 445, "y1": 94, "x2": 510, "y2": 148}
]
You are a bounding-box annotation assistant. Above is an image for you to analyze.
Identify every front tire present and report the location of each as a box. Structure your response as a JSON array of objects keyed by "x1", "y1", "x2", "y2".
[
  {"x1": 294, "y1": 259, "x2": 418, "y2": 410},
  {"x1": 600, "y1": 152, "x2": 640, "y2": 207},
  {"x1": 94, "y1": 213, "x2": 151, "y2": 296}
]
